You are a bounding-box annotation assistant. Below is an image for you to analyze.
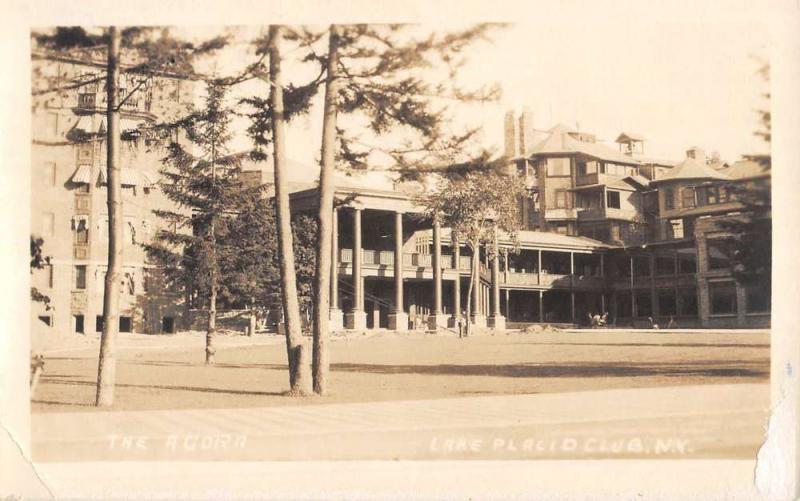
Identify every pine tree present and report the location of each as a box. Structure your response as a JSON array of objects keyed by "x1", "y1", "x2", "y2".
[
  {"x1": 33, "y1": 26, "x2": 231, "y2": 404},
  {"x1": 146, "y1": 82, "x2": 252, "y2": 365},
  {"x1": 718, "y1": 62, "x2": 771, "y2": 288},
  {"x1": 298, "y1": 24, "x2": 503, "y2": 394}
]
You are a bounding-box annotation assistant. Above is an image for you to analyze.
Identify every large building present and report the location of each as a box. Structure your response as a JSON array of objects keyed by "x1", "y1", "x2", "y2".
[
  {"x1": 30, "y1": 47, "x2": 200, "y2": 335},
  {"x1": 30, "y1": 45, "x2": 770, "y2": 334},
  {"x1": 289, "y1": 111, "x2": 771, "y2": 330}
]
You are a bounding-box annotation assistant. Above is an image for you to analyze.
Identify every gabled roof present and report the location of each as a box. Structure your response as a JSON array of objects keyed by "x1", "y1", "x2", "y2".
[
  {"x1": 616, "y1": 132, "x2": 645, "y2": 143},
  {"x1": 720, "y1": 159, "x2": 770, "y2": 180},
  {"x1": 649, "y1": 156, "x2": 730, "y2": 184},
  {"x1": 530, "y1": 124, "x2": 640, "y2": 165}
]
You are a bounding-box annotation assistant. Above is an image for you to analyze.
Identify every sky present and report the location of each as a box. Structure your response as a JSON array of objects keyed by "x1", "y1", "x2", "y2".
[{"x1": 179, "y1": 16, "x2": 769, "y2": 175}]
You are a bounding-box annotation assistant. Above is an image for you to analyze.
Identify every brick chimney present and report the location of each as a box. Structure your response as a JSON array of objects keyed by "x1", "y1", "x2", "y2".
[
  {"x1": 518, "y1": 107, "x2": 535, "y2": 156},
  {"x1": 504, "y1": 110, "x2": 519, "y2": 158},
  {"x1": 686, "y1": 147, "x2": 706, "y2": 163}
]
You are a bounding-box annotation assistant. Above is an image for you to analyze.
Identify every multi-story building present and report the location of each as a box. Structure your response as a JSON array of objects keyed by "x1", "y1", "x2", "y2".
[
  {"x1": 287, "y1": 111, "x2": 770, "y2": 330},
  {"x1": 30, "y1": 47, "x2": 198, "y2": 335},
  {"x1": 31, "y1": 46, "x2": 770, "y2": 335}
]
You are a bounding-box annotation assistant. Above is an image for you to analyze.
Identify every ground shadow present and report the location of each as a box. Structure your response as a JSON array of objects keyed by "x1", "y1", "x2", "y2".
[
  {"x1": 39, "y1": 378, "x2": 286, "y2": 397},
  {"x1": 328, "y1": 360, "x2": 769, "y2": 379},
  {"x1": 510, "y1": 342, "x2": 771, "y2": 349}
]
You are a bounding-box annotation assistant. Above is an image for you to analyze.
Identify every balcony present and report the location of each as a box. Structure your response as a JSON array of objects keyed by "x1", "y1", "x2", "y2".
[
  {"x1": 501, "y1": 272, "x2": 539, "y2": 286},
  {"x1": 575, "y1": 172, "x2": 624, "y2": 187},
  {"x1": 577, "y1": 207, "x2": 640, "y2": 222},
  {"x1": 544, "y1": 208, "x2": 577, "y2": 220},
  {"x1": 340, "y1": 249, "x2": 456, "y2": 268}
]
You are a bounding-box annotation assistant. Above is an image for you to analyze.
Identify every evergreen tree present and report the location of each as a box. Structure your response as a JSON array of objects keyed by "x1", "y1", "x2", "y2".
[
  {"x1": 302, "y1": 24, "x2": 503, "y2": 394},
  {"x1": 146, "y1": 82, "x2": 254, "y2": 365},
  {"x1": 719, "y1": 62, "x2": 771, "y2": 288},
  {"x1": 32, "y1": 26, "x2": 230, "y2": 404}
]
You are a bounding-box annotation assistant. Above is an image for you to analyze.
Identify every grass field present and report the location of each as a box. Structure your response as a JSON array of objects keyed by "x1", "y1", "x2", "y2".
[{"x1": 31, "y1": 329, "x2": 770, "y2": 413}]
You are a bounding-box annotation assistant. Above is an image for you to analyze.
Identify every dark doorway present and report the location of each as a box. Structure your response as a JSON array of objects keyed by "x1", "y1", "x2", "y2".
[{"x1": 162, "y1": 316, "x2": 176, "y2": 334}]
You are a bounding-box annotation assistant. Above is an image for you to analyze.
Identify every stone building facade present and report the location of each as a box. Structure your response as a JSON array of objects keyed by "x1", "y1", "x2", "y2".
[{"x1": 30, "y1": 48, "x2": 197, "y2": 335}]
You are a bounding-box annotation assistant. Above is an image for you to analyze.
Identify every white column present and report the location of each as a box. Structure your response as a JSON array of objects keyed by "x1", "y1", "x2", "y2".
[
  {"x1": 388, "y1": 211, "x2": 408, "y2": 331},
  {"x1": 329, "y1": 207, "x2": 343, "y2": 330},
  {"x1": 345, "y1": 208, "x2": 367, "y2": 330}
]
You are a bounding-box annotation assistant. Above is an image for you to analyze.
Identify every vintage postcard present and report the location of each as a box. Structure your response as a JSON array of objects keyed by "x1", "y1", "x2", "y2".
[{"x1": 1, "y1": 0, "x2": 798, "y2": 499}]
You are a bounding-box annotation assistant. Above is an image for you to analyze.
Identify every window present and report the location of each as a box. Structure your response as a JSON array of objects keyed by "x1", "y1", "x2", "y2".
[
  {"x1": 664, "y1": 188, "x2": 675, "y2": 210},
  {"x1": 119, "y1": 316, "x2": 133, "y2": 333},
  {"x1": 677, "y1": 287, "x2": 698, "y2": 316},
  {"x1": 707, "y1": 239, "x2": 733, "y2": 270},
  {"x1": 606, "y1": 191, "x2": 621, "y2": 209},
  {"x1": 746, "y1": 283, "x2": 771, "y2": 313},
  {"x1": 633, "y1": 255, "x2": 651, "y2": 277},
  {"x1": 96, "y1": 315, "x2": 104, "y2": 332},
  {"x1": 38, "y1": 264, "x2": 53, "y2": 289},
  {"x1": 669, "y1": 219, "x2": 684, "y2": 239},
  {"x1": 555, "y1": 223, "x2": 568, "y2": 235},
  {"x1": 45, "y1": 112, "x2": 58, "y2": 136},
  {"x1": 555, "y1": 190, "x2": 570, "y2": 209},
  {"x1": 42, "y1": 212, "x2": 55, "y2": 237},
  {"x1": 681, "y1": 187, "x2": 695, "y2": 208},
  {"x1": 74, "y1": 265, "x2": 87, "y2": 290},
  {"x1": 616, "y1": 292, "x2": 632, "y2": 318},
  {"x1": 77, "y1": 182, "x2": 90, "y2": 193},
  {"x1": 709, "y1": 281, "x2": 737, "y2": 315},
  {"x1": 576, "y1": 160, "x2": 587, "y2": 176},
  {"x1": 78, "y1": 92, "x2": 96, "y2": 108},
  {"x1": 546, "y1": 158, "x2": 570, "y2": 177},
  {"x1": 75, "y1": 218, "x2": 89, "y2": 244},
  {"x1": 38, "y1": 315, "x2": 52, "y2": 327},
  {"x1": 655, "y1": 255, "x2": 676, "y2": 275},
  {"x1": 610, "y1": 224, "x2": 621, "y2": 241},
  {"x1": 658, "y1": 289, "x2": 677, "y2": 316},
  {"x1": 74, "y1": 315, "x2": 85, "y2": 334},
  {"x1": 43, "y1": 162, "x2": 56, "y2": 186},
  {"x1": 678, "y1": 249, "x2": 697, "y2": 274},
  {"x1": 635, "y1": 291, "x2": 652, "y2": 317},
  {"x1": 124, "y1": 272, "x2": 135, "y2": 294},
  {"x1": 585, "y1": 161, "x2": 598, "y2": 175}
]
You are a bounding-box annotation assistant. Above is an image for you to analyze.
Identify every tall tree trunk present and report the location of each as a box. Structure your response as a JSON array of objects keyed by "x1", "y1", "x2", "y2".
[
  {"x1": 206, "y1": 215, "x2": 217, "y2": 364},
  {"x1": 95, "y1": 26, "x2": 122, "y2": 407},
  {"x1": 312, "y1": 24, "x2": 341, "y2": 395},
  {"x1": 465, "y1": 240, "x2": 477, "y2": 337},
  {"x1": 269, "y1": 25, "x2": 308, "y2": 395}
]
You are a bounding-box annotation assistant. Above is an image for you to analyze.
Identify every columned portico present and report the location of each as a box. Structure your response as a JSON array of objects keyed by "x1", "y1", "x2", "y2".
[
  {"x1": 487, "y1": 232, "x2": 506, "y2": 330},
  {"x1": 428, "y1": 220, "x2": 449, "y2": 329},
  {"x1": 448, "y1": 237, "x2": 462, "y2": 328},
  {"x1": 388, "y1": 211, "x2": 408, "y2": 331},
  {"x1": 471, "y1": 242, "x2": 486, "y2": 327},
  {"x1": 345, "y1": 208, "x2": 367, "y2": 330},
  {"x1": 329, "y1": 207, "x2": 344, "y2": 330}
]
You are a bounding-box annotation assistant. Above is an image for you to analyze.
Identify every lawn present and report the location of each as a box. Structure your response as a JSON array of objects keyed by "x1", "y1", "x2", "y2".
[{"x1": 31, "y1": 329, "x2": 770, "y2": 413}]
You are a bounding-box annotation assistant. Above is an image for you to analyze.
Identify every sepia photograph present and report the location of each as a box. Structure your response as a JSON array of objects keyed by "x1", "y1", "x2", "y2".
[{"x1": 2, "y1": 0, "x2": 798, "y2": 499}]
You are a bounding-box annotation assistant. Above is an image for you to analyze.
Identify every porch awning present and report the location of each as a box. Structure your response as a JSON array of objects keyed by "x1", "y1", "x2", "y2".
[
  {"x1": 72, "y1": 115, "x2": 93, "y2": 133},
  {"x1": 96, "y1": 118, "x2": 143, "y2": 135},
  {"x1": 99, "y1": 167, "x2": 143, "y2": 186},
  {"x1": 70, "y1": 164, "x2": 92, "y2": 184}
]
